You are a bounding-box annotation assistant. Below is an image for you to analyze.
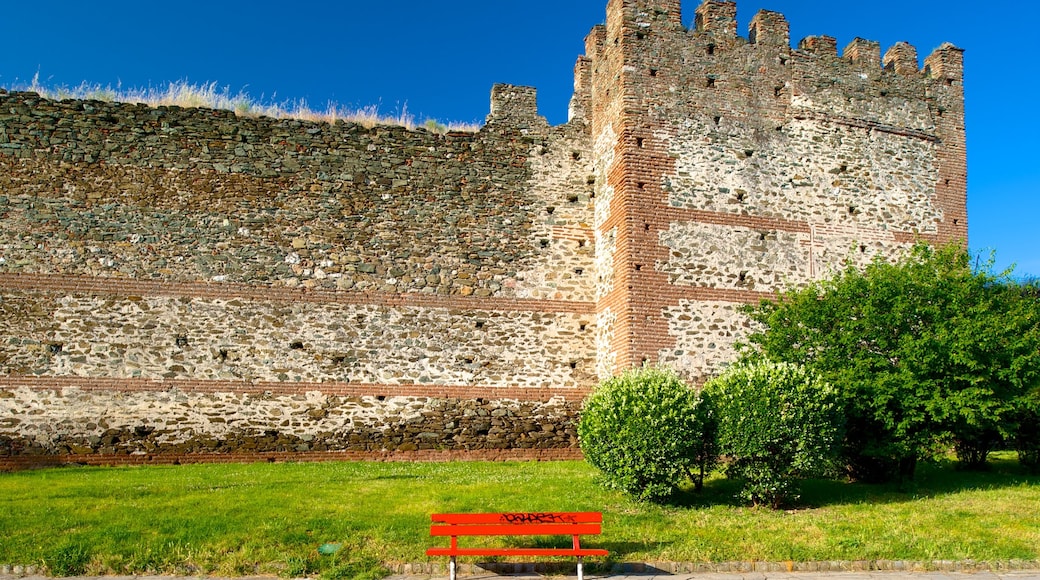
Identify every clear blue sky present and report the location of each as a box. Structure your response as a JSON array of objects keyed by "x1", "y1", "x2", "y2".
[{"x1": 2, "y1": 0, "x2": 1036, "y2": 278}]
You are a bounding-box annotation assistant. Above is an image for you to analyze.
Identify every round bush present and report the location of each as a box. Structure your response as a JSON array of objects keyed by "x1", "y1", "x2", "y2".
[
  {"x1": 704, "y1": 360, "x2": 842, "y2": 508},
  {"x1": 578, "y1": 366, "x2": 715, "y2": 502}
]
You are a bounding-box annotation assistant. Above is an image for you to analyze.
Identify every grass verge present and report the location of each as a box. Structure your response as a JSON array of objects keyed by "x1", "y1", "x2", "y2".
[{"x1": 0, "y1": 454, "x2": 1037, "y2": 577}]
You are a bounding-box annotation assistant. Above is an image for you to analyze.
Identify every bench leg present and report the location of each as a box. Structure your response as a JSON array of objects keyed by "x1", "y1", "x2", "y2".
[
  {"x1": 449, "y1": 555, "x2": 456, "y2": 580},
  {"x1": 577, "y1": 556, "x2": 584, "y2": 580}
]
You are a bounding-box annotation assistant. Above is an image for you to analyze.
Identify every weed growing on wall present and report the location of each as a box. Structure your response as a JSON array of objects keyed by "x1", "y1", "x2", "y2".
[{"x1": 12, "y1": 75, "x2": 480, "y2": 132}]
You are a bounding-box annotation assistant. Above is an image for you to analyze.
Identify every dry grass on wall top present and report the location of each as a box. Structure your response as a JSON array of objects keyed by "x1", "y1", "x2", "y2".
[{"x1": 6, "y1": 75, "x2": 482, "y2": 133}]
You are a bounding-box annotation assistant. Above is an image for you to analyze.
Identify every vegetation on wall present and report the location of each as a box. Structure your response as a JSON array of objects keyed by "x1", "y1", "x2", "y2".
[{"x1": 7, "y1": 74, "x2": 480, "y2": 132}]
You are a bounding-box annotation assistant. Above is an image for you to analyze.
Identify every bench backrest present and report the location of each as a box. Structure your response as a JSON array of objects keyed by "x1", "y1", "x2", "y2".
[{"x1": 430, "y1": 512, "x2": 602, "y2": 537}]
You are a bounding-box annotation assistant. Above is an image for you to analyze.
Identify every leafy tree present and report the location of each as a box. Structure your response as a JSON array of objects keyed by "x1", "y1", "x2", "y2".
[
  {"x1": 744, "y1": 244, "x2": 1040, "y2": 481},
  {"x1": 578, "y1": 366, "x2": 717, "y2": 502},
  {"x1": 704, "y1": 360, "x2": 842, "y2": 508},
  {"x1": 938, "y1": 277, "x2": 1040, "y2": 468}
]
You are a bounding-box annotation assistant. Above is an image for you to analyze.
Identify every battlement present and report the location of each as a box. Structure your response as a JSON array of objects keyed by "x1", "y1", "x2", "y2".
[
  {"x1": 884, "y1": 42, "x2": 919, "y2": 76},
  {"x1": 694, "y1": 0, "x2": 737, "y2": 36},
  {"x1": 844, "y1": 38, "x2": 882, "y2": 67},
  {"x1": 595, "y1": 0, "x2": 962, "y2": 83},
  {"x1": 749, "y1": 10, "x2": 789, "y2": 48},
  {"x1": 924, "y1": 43, "x2": 966, "y2": 83},
  {"x1": 487, "y1": 84, "x2": 548, "y2": 130},
  {"x1": 799, "y1": 35, "x2": 837, "y2": 57},
  {"x1": 606, "y1": 0, "x2": 682, "y2": 28}
]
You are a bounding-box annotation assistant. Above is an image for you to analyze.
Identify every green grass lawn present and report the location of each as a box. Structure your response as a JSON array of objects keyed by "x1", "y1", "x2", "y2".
[{"x1": 1, "y1": 454, "x2": 1038, "y2": 578}]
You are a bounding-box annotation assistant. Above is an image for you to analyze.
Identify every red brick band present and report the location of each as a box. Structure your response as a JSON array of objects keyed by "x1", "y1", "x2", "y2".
[
  {"x1": 664, "y1": 207, "x2": 812, "y2": 235},
  {"x1": 0, "y1": 273, "x2": 595, "y2": 315},
  {"x1": 0, "y1": 447, "x2": 585, "y2": 472},
  {"x1": 0, "y1": 376, "x2": 592, "y2": 402},
  {"x1": 792, "y1": 111, "x2": 940, "y2": 143}
]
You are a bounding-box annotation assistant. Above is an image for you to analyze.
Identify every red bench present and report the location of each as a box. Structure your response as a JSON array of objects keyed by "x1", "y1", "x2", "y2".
[{"x1": 426, "y1": 512, "x2": 609, "y2": 580}]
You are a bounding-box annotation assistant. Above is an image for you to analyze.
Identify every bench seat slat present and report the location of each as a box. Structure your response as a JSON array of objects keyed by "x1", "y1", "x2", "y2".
[
  {"x1": 431, "y1": 512, "x2": 602, "y2": 525},
  {"x1": 426, "y1": 548, "x2": 610, "y2": 557},
  {"x1": 431, "y1": 523, "x2": 601, "y2": 537}
]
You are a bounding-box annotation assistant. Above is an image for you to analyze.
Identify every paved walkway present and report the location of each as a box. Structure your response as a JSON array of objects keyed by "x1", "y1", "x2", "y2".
[
  {"x1": 5, "y1": 571, "x2": 1040, "y2": 580},
  {"x1": 387, "y1": 573, "x2": 1040, "y2": 580}
]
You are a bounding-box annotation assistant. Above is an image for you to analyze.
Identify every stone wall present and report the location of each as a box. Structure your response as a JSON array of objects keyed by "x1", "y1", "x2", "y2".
[
  {"x1": 0, "y1": 380, "x2": 579, "y2": 459},
  {"x1": 0, "y1": 91, "x2": 594, "y2": 299},
  {"x1": 0, "y1": 289, "x2": 594, "y2": 386},
  {"x1": 0, "y1": 85, "x2": 597, "y2": 468},
  {"x1": 0, "y1": 0, "x2": 966, "y2": 467},
  {"x1": 586, "y1": 0, "x2": 966, "y2": 381}
]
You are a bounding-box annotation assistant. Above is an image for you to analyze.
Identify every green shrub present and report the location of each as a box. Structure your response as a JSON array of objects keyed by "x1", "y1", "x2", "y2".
[
  {"x1": 704, "y1": 360, "x2": 842, "y2": 508},
  {"x1": 578, "y1": 366, "x2": 716, "y2": 502}
]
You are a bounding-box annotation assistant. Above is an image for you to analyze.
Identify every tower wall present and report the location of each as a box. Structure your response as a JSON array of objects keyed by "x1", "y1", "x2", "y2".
[{"x1": 587, "y1": 0, "x2": 966, "y2": 381}]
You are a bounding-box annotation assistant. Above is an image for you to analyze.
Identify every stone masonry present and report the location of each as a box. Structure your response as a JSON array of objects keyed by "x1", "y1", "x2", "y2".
[{"x1": 0, "y1": 0, "x2": 965, "y2": 468}]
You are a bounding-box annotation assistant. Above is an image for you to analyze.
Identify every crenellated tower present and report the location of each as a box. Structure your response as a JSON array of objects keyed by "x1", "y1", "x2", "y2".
[{"x1": 580, "y1": 0, "x2": 967, "y2": 382}]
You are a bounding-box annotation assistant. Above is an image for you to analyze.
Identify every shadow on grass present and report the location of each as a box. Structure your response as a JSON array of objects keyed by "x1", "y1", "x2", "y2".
[
  {"x1": 665, "y1": 453, "x2": 1040, "y2": 510},
  {"x1": 475, "y1": 558, "x2": 670, "y2": 577},
  {"x1": 667, "y1": 477, "x2": 747, "y2": 509},
  {"x1": 451, "y1": 541, "x2": 657, "y2": 577}
]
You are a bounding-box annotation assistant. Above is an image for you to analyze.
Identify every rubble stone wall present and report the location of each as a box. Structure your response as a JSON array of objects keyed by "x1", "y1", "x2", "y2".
[{"x1": 0, "y1": 86, "x2": 596, "y2": 468}]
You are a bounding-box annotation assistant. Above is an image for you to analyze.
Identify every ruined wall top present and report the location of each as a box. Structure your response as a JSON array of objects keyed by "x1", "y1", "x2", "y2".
[{"x1": 601, "y1": 0, "x2": 962, "y2": 82}]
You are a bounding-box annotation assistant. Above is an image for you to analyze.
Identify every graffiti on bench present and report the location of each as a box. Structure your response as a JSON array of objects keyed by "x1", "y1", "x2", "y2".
[{"x1": 499, "y1": 512, "x2": 578, "y2": 524}]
